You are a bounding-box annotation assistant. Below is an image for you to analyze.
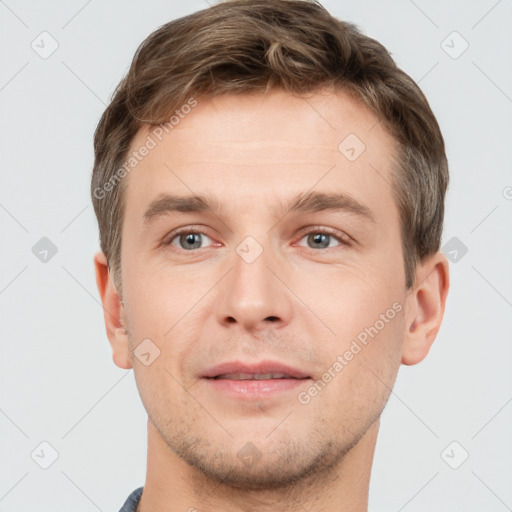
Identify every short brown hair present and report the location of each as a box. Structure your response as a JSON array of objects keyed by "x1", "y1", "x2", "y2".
[{"x1": 91, "y1": 0, "x2": 448, "y2": 294}]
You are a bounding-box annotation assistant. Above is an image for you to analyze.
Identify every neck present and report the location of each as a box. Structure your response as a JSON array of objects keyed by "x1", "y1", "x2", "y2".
[{"x1": 137, "y1": 419, "x2": 379, "y2": 512}]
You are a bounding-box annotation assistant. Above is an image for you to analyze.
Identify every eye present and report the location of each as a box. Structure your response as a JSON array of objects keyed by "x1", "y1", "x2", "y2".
[
  {"x1": 164, "y1": 229, "x2": 214, "y2": 251},
  {"x1": 296, "y1": 228, "x2": 350, "y2": 250},
  {"x1": 162, "y1": 226, "x2": 350, "y2": 252}
]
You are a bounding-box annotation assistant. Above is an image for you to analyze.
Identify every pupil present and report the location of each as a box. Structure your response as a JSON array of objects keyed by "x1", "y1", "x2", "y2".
[
  {"x1": 182, "y1": 233, "x2": 201, "y2": 249},
  {"x1": 310, "y1": 233, "x2": 329, "y2": 248}
]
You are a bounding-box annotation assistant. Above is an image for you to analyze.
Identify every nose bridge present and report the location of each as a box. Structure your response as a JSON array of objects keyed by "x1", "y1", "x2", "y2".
[{"x1": 216, "y1": 234, "x2": 293, "y2": 330}]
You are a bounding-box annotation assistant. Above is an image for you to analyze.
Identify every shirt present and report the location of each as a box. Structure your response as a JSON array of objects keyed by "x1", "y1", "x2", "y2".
[{"x1": 118, "y1": 487, "x2": 144, "y2": 512}]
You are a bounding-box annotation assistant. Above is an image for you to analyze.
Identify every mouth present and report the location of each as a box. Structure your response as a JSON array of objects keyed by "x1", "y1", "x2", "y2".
[
  {"x1": 201, "y1": 360, "x2": 310, "y2": 380},
  {"x1": 201, "y1": 361, "x2": 311, "y2": 399},
  {"x1": 212, "y1": 372, "x2": 308, "y2": 380}
]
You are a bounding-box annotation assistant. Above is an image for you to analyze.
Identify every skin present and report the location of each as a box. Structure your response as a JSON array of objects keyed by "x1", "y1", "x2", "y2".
[{"x1": 94, "y1": 88, "x2": 449, "y2": 511}]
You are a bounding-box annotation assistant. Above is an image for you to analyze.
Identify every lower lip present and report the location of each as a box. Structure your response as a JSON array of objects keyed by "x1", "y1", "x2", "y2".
[{"x1": 204, "y1": 377, "x2": 310, "y2": 399}]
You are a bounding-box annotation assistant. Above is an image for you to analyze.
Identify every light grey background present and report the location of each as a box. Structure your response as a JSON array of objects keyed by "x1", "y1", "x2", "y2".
[{"x1": 1, "y1": 0, "x2": 511, "y2": 510}]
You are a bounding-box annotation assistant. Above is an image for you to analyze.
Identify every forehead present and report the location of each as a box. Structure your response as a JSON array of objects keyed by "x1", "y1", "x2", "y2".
[{"x1": 122, "y1": 88, "x2": 398, "y2": 223}]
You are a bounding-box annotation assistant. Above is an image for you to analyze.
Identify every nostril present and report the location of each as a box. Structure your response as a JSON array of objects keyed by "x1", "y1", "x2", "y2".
[{"x1": 265, "y1": 316, "x2": 279, "y2": 322}]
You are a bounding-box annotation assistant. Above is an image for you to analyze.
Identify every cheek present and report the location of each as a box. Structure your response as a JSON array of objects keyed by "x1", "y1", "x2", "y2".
[
  {"x1": 123, "y1": 262, "x2": 214, "y2": 379},
  {"x1": 308, "y1": 262, "x2": 405, "y2": 384},
  {"x1": 123, "y1": 253, "x2": 206, "y2": 331},
  {"x1": 306, "y1": 260, "x2": 404, "y2": 332},
  {"x1": 314, "y1": 304, "x2": 404, "y2": 423}
]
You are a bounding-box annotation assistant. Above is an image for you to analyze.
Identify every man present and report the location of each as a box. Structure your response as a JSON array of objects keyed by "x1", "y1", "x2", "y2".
[{"x1": 91, "y1": 1, "x2": 449, "y2": 510}]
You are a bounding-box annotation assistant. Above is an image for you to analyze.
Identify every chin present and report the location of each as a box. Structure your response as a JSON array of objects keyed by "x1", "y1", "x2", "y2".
[{"x1": 173, "y1": 435, "x2": 342, "y2": 491}]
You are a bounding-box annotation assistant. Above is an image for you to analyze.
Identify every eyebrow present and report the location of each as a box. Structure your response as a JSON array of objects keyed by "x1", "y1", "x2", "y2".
[{"x1": 143, "y1": 191, "x2": 375, "y2": 224}]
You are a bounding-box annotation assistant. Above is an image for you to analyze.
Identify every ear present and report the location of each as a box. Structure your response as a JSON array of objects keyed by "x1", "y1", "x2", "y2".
[
  {"x1": 94, "y1": 251, "x2": 132, "y2": 370},
  {"x1": 402, "y1": 252, "x2": 450, "y2": 365}
]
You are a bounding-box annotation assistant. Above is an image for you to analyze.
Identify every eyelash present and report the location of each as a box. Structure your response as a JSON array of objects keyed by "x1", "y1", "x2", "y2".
[{"x1": 162, "y1": 226, "x2": 352, "y2": 252}]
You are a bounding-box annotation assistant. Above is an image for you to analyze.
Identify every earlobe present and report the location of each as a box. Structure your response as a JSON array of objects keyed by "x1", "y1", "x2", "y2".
[
  {"x1": 402, "y1": 252, "x2": 450, "y2": 366},
  {"x1": 93, "y1": 251, "x2": 133, "y2": 370}
]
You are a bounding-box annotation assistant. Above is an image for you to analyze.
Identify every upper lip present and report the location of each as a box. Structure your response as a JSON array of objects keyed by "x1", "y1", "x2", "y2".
[{"x1": 201, "y1": 360, "x2": 310, "y2": 379}]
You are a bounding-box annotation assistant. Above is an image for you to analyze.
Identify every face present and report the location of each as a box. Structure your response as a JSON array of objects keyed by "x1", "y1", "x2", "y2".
[{"x1": 118, "y1": 88, "x2": 408, "y2": 489}]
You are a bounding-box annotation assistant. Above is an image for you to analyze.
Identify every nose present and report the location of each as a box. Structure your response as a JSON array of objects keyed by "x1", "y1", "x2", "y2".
[{"x1": 215, "y1": 239, "x2": 294, "y2": 332}]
